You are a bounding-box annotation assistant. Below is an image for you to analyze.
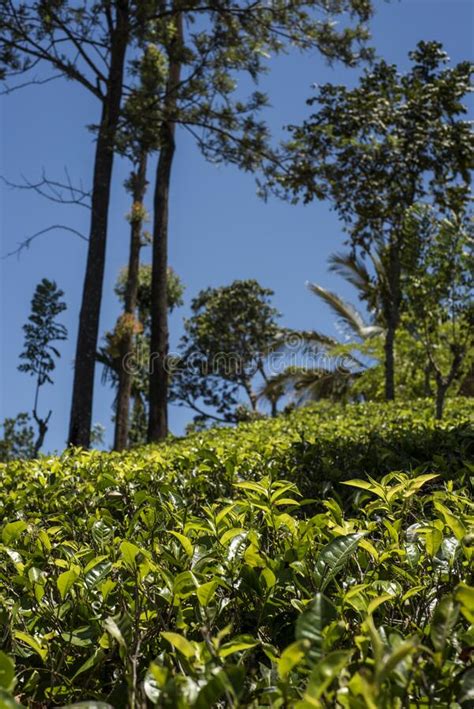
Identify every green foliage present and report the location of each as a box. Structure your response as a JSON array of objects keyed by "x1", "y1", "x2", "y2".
[
  {"x1": 354, "y1": 320, "x2": 474, "y2": 406},
  {"x1": 98, "y1": 266, "x2": 185, "y2": 446},
  {"x1": 0, "y1": 399, "x2": 472, "y2": 706},
  {"x1": 272, "y1": 232, "x2": 473, "y2": 407},
  {"x1": 260, "y1": 257, "x2": 384, "y2": 405},
  {"x1": 402, "y1": 205, "x2": 474, "y2": 416},
  {"x1": 118, "y1": 44, "x2": 168, "y2": 158},
  {"x1": 278, "y1": 41, "x2": 473, "y2": 235},
  {"x1": 272, "y1": 41, "x2": 473, "y2": 399},
  {"x1": 0, "y1": 413, "x2": 35, "y2": 462},
  {"x1": 17, "y1": 278, "x2": 68, "y2": 455},
  {"x1": 115, "y1": 265, "x2": 185, "y2": 332},
  {"x1": 170, "y1": 280, "x2": 282, "y2": 425},
  {"x1": 351, "y1": 325, "x2": 428, "y2": 401},
  {"x1": 18, "y1": 278, "x2": 67, "y2": 386}
]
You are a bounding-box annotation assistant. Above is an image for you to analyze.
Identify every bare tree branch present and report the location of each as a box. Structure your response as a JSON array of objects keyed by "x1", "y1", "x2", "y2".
[
  {"x1": 2, "y1": 225, "x2": 88, "y2": 260},
  {"x1": 0, "y1": 73, "x2": 62, "y2": 95},
  {"x1": 171, "y1": 398, "x2": 229, "y2": 424},
  {"x1": 48, "y1": 8, "x2": 108, "y2": 87},
  {"x1": 1, "y1": 170, "x2": 91, "y2": 209}
]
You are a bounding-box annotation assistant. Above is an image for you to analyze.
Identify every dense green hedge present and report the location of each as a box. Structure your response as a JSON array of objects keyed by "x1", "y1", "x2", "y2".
[
  {"x1": 282, "y1": 399, "x2": 473, "y2": 497},
  {"x1": 0, "y1": 399, "x2": 473, "y2": 707},
  {"x1": 2, "y1": 399, "x2": 473, "y2": 519},
  {"x1": 167, "y1": 398, "x2": 474, "y2": 496}
]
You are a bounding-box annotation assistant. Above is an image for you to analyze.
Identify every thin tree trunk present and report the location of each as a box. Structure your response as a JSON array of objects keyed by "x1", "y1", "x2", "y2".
[
  {"x1": 243, "y1": 380, "x2": 258, "y2": 411},
  {"x1": 130, "y1": 393, "x2": 147, "y2": 445},
  {"x1": 32, "y1": 380, "x2": 51, "y2": 456},
  {"x1": 147, "y1": 11, "x2": 183, "y2": 443},
  {"x1": 33, "y1": 414, "x2": 50, "y2": 457},
  {"x1": 258, "y1": 363, "x2": 278, "y2": 417},
  {"x1": 432, "y1": 349, "x2": 463, "y2": 420},
  {"x1": 384, "y1": 323, "x2": 396, "y2": 401},
  {"x1": 435, "y1": 379, "x2": 447, "y2": 420},
  {"x1": 423, "y1": 364, "x2": 432, "y2": 397},
  {"x1": 68, "y1": 4, "x2": 129, "y2": 448},
  {"x1": 384, "y1": 238, "x2": 401, "y2": 401},
  {"x1": 114, "y1": 153, "x2": 148, "y2": 451}
]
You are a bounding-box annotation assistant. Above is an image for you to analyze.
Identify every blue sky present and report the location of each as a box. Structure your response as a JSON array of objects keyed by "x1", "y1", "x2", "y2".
[{"x1": 1, "y1": 0, "x2": 473, "y2": 452}]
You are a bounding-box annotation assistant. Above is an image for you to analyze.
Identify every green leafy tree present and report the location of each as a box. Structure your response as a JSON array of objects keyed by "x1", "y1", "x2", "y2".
[
  {"x1": 262, "y1": 237, "x2": 471, "y2": 406},
  {"x1": 0, "y1": 413, "x2": 35, "y2": 461},
  {"x1": 114, "y1": 263, "x2": 184, "y2": 335},
  {"x1": 97, "y1": 264, "x2": 184, "y2": 447},
  {"x1": 0, "y1": 0, "x2": 142, "y2": 448},
  {"x1": 146, "y1": 0, "x2": 377, "y2": 442},
  {"x1": 1, "y1": 1, "x2": 374, "y2": 448},
  {"x1": 402, "y1": 205, "x2": 474, "y2": 419},
  {"x1": 18, "y1": 279, "x2": 67, "y2": 455},
  {"x1": 0, "y1": 0, "x2": 159, "y2": 447},
  {"x1": 271, "y1": 41, "x2": 473, "y2": 401},
  {"x1": 111, "y1": 44, "x2": 170, "y2": 451},
  {"x1": 344, "y1": 321, "x2": 445, "y2": 402},
  {"x1": 170, "y1": 279, "x2": 282, "y2": 426}
]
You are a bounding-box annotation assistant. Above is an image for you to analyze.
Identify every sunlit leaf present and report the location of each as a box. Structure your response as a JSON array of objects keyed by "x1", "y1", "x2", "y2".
[
  {"x1": 161, "y1": 632, "x2": 196, "y2": 658},
  {"x1": 431, "y1": 596, "x2": 459, "y2": 653},
  {"x1": 314, "y1": 534, "x2": 364, "y2": 590},
  {"x1": 296, "y1": 593, "x2": 337, "y2": 663},
  {"x1": 57, "y1": 568, "x2": 79, "y2": 600}
]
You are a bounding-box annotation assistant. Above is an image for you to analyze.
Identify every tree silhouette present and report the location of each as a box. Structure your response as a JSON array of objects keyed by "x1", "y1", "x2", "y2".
[{"x1": 18, "y1": 278, "x2": 67, "y2": 455}]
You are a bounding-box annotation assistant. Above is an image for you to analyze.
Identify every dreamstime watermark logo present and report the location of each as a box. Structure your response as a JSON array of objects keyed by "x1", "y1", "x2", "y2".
[{"x1": 122, "y1": 331, "x2": 357, "y2": 379}]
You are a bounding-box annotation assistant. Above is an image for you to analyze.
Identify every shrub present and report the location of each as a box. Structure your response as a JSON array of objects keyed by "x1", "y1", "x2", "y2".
[{"x1": 0, "y1": 398, "x2": 472, "y2": 706}]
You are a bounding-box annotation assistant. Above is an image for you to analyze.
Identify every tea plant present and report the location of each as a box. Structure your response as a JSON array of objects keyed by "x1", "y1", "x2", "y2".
[{"x1": 0, "y1": 399, "x2": 472, "y2": 706}]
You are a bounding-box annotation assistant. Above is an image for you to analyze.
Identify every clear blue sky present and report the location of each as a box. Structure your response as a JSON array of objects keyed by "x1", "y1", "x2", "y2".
[{"x1": 1, "y1": 0, "x2": 473, "y2": 452}]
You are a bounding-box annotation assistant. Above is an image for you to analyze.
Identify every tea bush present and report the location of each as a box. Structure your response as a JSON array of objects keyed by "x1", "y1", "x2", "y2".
[{"x1": 0, "y1": 399, "x2": 473, "y2": 707}]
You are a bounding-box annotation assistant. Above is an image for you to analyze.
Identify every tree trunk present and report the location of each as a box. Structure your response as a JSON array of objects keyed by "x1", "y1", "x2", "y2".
[
  {"x1": 32, "y1": 380, "x2": 51, "y2": 457},
  {"x1": 246, "y1": 383, "x2": 258, "y2": 412},
  {"x1": 433, "y1": 348, "x2": 463, "y2": 420},
  {"x1": 68, "y1": 4, "x2": 129, "y2": 448},
  {"x1": 384, "y1": 324, "x2": 396, "y2": 401},
  {"x1": 33, "y1": 415, "x2": 49, "y2": 458},
  {"x1": 384, "y1": 238, "x2": 401, "y2": 401},
  {"x1": 423, "y1": 364, "x2": 433, "y2": 397},
  {"x1": 114, "y1": 153, "x2": 148, "y2": 451},
  {"x1": 147, "y1": 127, "x2": 175, "y2": 442},
  {"x1": 435, "y1": 379, "x2": 447, "y2": 420},
  {"x1": 147, "y1": 12, "x2": 183, "y2": 443},
  {"x1": 130, "y1": 393, "x2": 147, "y2": 445}
]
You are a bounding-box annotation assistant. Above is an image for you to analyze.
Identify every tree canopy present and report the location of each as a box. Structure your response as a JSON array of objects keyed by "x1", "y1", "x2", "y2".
[
  {"x1": 170, "y1": 279, "x2": 282, "y2": 426},
  {"x1": 269, "y1": 41, "x2": 473, "y2": 400}
]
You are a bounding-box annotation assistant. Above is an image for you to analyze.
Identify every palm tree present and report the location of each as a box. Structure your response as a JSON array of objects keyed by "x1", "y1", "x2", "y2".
[{"x1": 261, "y1": 249, "x2": 386, "y2": 405}]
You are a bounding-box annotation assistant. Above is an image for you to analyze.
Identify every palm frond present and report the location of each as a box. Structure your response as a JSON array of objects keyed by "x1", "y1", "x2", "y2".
[
  {"x1": 328, "y1": 251, "x2": 372, "y2": 296},
  {"x1": 296, "y1": 329, "x2": 340, "y2": 349},
  {"x1": 260, "y1": 365, "x2": 359, "y2": 406},
  {"x1": 96, "y1": 347, "x2": 119, "y2": 387},
  {"x1": 276, "y1": 327, "x2": 340, "y2": 351},
  {"x1": 328, "y1": 247, "x2": 391, "y2": 328},
  {"x1": 307, "y1": 282, "x2": 381, "y2": 340}
]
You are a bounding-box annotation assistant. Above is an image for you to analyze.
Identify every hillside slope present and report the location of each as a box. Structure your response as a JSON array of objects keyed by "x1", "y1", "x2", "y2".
[{"x1": 0, "y1": 399, "x2": 473, "y2": 707}]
